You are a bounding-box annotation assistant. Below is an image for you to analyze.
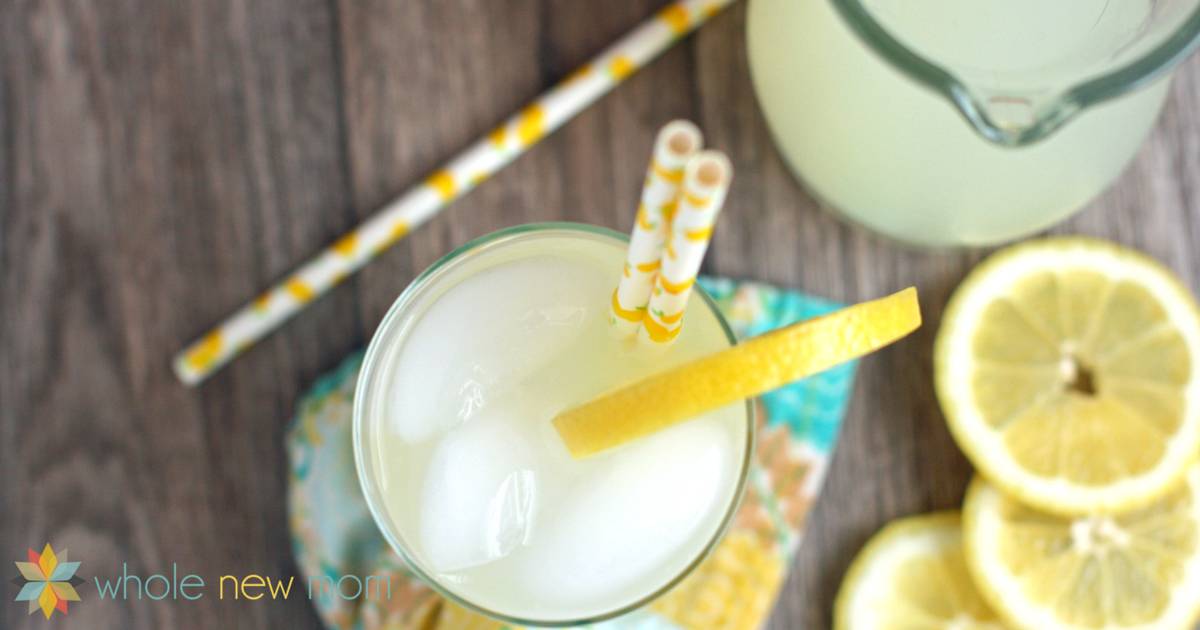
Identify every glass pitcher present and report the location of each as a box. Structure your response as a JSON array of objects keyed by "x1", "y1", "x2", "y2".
[{"x1": 747, "y1": 0, "x2": 1200, "y2": 247}]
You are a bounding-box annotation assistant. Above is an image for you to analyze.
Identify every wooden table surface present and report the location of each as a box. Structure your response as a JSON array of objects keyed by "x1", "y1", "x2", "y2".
[{"x1": 4, "y1": 1, "x2": 1199, "y2": 628}]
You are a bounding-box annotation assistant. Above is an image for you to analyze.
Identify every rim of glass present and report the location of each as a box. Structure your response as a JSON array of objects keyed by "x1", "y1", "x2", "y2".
[
  {"x1": 352, "y1": 222, "x2": 756, "y2": 627},
  {"x1": 829, "y1": 0, "x2": 1200, "y2": 145}
]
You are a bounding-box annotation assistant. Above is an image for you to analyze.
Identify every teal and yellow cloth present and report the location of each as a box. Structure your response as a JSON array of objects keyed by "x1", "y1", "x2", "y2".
[{"x1": 287, "y1": 278, "x2": 856, "y2": 629}]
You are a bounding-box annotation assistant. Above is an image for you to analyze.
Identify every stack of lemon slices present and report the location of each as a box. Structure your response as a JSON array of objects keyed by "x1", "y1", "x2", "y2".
[{"x1": 836, "y1": 238, "x2": 1200, "y2": 630}]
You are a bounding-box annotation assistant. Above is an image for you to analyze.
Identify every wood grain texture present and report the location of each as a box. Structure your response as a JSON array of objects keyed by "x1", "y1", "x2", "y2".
[
  {"x1": 1, "y1": 0, "x2": 346, "y2": 628},
  {"x1": 2, "y1": 1, "x2": 1199, "y2": 628}
]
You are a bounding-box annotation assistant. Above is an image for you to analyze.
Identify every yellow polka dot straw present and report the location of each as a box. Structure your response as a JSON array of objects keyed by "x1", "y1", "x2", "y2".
[
  {"x1": 611, "y1": 120, "x2": 702, "y2": 338},
  {"x1": 173, "y1": 0, "x2": 737, "y2": 385},
  {"x1": 640, "y1": 151, "x2": 732, "y2": 345}
]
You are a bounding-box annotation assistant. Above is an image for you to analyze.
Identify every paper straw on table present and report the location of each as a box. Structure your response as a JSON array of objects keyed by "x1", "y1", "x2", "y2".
[
  {"x1": 610, "y1": 120, "x2": 702, "y2": 338},
  {"x1": 172, "y1": 0, "x2": 737, "y2": 385},
  {"x1": 640, "y1": 151, "x2": 732, "y2": 345}
]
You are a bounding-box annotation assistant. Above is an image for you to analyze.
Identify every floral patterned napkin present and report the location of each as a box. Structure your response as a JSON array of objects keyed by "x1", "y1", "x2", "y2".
[{"x1": 286, "y1": 278, "x2": 857, "y2": 629}]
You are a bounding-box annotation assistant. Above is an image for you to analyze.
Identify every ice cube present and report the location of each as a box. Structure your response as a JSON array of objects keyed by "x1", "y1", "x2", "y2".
[
  {"x1": 418, "y1": 407, "x2": 541, "y2": 573},
  {"x1": 485, "y1": 469, "x2": 538, "y2": 557},
  {"x1": 508, "y1": 418, "x2": 738, "y2": 611},
  {"x1": 386, "y1": 257, "x2": 596, "y2": 443}
]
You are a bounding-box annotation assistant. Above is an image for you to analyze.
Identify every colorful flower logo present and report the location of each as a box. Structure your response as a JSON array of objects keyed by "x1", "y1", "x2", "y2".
[{"x1": 12, "y1": 543, "x2": 82, "y2": 618}]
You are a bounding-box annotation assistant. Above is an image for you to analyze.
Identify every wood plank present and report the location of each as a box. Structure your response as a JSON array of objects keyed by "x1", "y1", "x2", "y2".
[
  {"x1": 0, "y1": 0, "x2": 345, "y2": 627},
  {"x1": 335, "y1": 0, "x2": 701, "y2": 327}
]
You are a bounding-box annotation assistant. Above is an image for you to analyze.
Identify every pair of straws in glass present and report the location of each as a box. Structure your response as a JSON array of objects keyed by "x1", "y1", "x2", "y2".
[{"x1": 610, "y1": 121, "x2": 732, "y2": 345}]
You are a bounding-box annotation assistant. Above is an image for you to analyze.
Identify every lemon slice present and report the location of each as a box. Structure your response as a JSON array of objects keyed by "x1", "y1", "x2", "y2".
[
  {"x1": 964, "y1": 467, "x2": 1200, "y2": 630},
  {"x1": 834, "y1": 512, "x2": 1009, "y2": 630},
  {"x1": 554, "y1": 288, "x2": 921, "y2": 458},
  {"x1": 935, "y1": 237, "x2": 1200, "y2": 514}
]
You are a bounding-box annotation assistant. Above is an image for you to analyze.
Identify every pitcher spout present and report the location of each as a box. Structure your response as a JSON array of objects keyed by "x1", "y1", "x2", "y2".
[
  {"x1": 950, "y1": 87, "x2": 1082, "y2": 147},
  {"x1": 830, "y1": 0, "x2": 1200, "y2": 148}
]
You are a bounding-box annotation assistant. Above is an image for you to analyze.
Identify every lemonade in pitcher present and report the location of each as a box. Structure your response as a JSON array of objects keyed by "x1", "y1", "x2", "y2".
[{"x1": 747, "y1": 0, "x2": 1200, "y2": 246}]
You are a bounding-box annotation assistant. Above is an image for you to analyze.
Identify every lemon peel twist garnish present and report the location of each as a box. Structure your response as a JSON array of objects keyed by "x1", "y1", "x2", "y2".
[{"x1": 554, "y1": 287, "x2": 921, "y2": 458}]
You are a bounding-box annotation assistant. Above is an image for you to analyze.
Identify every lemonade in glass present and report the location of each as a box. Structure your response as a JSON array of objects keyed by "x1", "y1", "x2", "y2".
[{"x1": 353, "y1": 223, "x2": 754, "y2": 625}]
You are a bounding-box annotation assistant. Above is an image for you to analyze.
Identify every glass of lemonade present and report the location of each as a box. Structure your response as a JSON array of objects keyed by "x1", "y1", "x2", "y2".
[
  {"x1": 353, "y1": 223, "x2": 754, "y2": 625},
  {"x1": 747, "y1": 0, "x2": 1200, "y2": 247}
]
